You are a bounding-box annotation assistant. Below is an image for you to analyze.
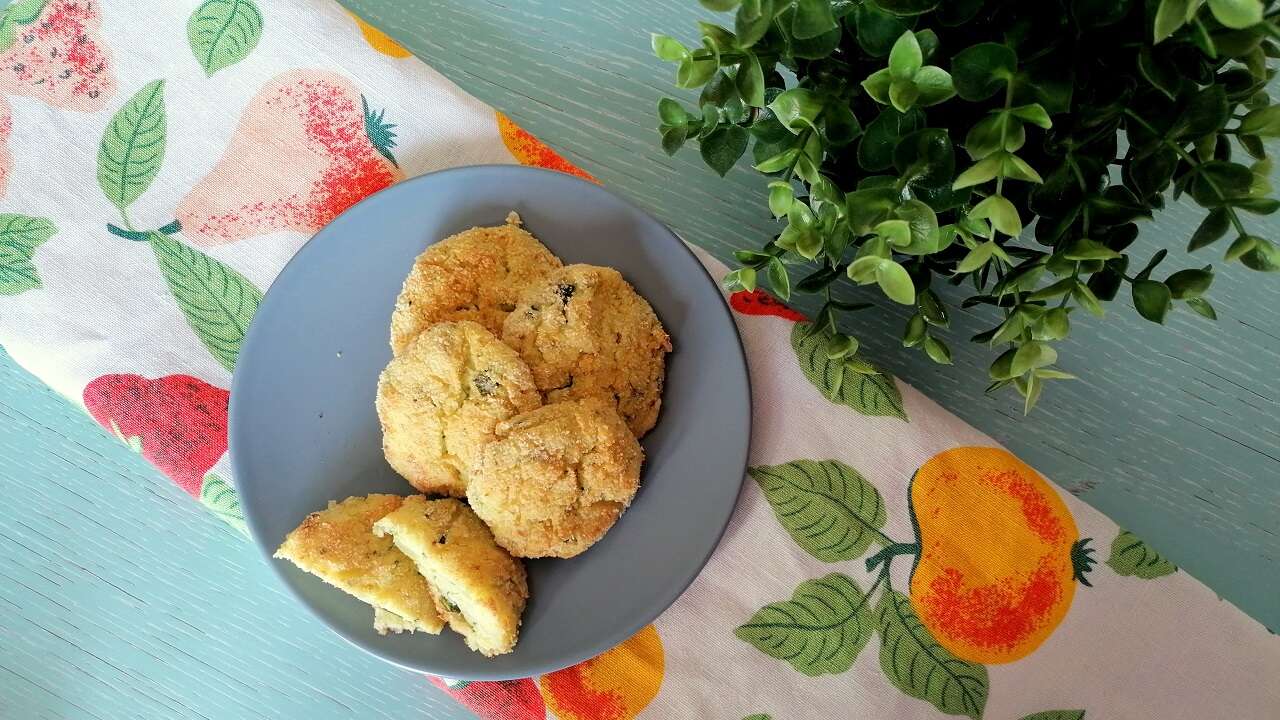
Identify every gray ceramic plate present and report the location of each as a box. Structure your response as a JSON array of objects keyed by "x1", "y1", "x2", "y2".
[{"x1": 230, "y1": 165, "x2": 751, "y2": 680}]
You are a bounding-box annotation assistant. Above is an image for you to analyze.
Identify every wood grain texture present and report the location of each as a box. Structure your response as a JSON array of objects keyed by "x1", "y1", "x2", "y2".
[{"x1": 0, "y1": 1, "x2": 1276, "y2": 719}]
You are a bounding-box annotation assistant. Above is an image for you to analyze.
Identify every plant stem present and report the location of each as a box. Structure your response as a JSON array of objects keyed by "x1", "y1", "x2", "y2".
[
  {"x1": 864, "y1": 541, "x2": 919, "y2": 574},
  {"x1": 1123, "y1": 109, "x2": 1248, "y2": 237}
]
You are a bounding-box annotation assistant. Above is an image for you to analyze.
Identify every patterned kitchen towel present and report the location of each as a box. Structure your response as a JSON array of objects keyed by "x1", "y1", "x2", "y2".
[{"x1": 0, "y1": 1, "x2": 1275, "y2": 719}]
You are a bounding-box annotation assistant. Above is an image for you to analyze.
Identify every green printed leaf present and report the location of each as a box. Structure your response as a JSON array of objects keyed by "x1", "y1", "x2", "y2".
[
  {"x1": 736, "y1": 573, "x2": 874, "y2": 675},
  {"x1": 742, "y1": 716, "x2": 772, "y2": 720},
  {"x1": 1106, "y1": 529, "x2": 1177, "y2": 578},
  {"x1": 188, "y1": 0, "x2": 264, "y2": 76},
  {"x1": 149, "y1": 232, "x2": 262, "y2": 372},
  {"x1": 792, "y1": 322, "x2": 907, "y2": 420},
  {"x1": 98, "y1": 80, "x2": 167, "y2": 211},
  {"x1": 201, "y1": 473, "x2": 248, "y2": 536},
  {"x1": 1019, "y1": 712, "x2": 1086, "y2": 720},
  {"x1": 0, "y1": 214, "x2": 56, "y2": 296},
  {"x1": 748, "y1": 460, "x2": 887, "y2": 562},
  {"x1": 877, "y1": 590, "x2": 989, "y2": 719},
  {"x1": 0, "y1": 0, "x2": 46, "y2": 52}
]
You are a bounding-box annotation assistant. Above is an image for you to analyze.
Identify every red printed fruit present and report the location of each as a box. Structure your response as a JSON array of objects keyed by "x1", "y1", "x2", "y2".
[
  {"x1": 176, "y1": 69, "x2": 405, "y2": 246},
  {"x1": 427, "y1": 676, "x2": 546, "y2": 720},
  {"x1": 82, "y1": 374, "x2": 230, "y2": 497},
  {"x1": 0, "y1": 0, "x2": 117, "y2": 112},
  {"x1": 729, "y1": 289, "x2": 807, "y2": 322}
]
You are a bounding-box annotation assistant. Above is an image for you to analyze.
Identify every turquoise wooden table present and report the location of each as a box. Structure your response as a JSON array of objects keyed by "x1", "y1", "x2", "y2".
[{"x1": 1, "y1": 1, "x2": 1277, "y2": 718}]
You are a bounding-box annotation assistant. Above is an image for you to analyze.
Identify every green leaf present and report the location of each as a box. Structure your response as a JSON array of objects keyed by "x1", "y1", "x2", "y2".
[
  {"x1": 792, "y1": 0, "x2": 838, "y2": 39},
  {"x1": 737, "y1": 53, "x2": 767, "y2": 107},
  {"x1": 904, "y1": 314, "x2": 927, "y2": 346},
  {"x1": 1185, "y1": 296, "x2": 1218, "y2": 319},
  {"x1": 855, "y1": 3, "x2": 908, "y2": 56},
  {"x1": 912, "y1": 66, "x2": 956, "y2": 107},
  {"x1": 1188, "y1": 208, "x2": 1231, "y2": 251},
  {"x1": 676, "y1": 50, "x2": 718, "y2": 88},
  {"x1": 766, "y1": 256, "x2": 792, "y2": 298},
  {"x1": 769, "y1": 88, "x2": 824, "y2": 133},
  {"x1": 894, "y1": 128, "x2": 959, "y2": 211},
  {"x1": 1001, "y1": 153, "x2": 1043, "y2": 184},
  {"x1": 820, "y1": 103, "x2": 862, "y2": 146},
  {"x1": 1038, "y1": 307, "x2": 1071, "y2": 340},
  {"x1": 1008, "y1": 103, "x2": 1052, "y2": 129},
  {"x1": 701, "y1": 125, "x2": 749, "y2": 176},
  {"x1": 188, "y1": 0, "x2": 263, "y2": 76},
  {"x1": 98, "y1": 80, "x2": 167, "y2": 211},
  {"x1": 698, "y1": 21, "x2": 739, "y2": 52},
  {"x1": 200, "y1": 473, "x2": 249, "y2": 536},
  {"x1": 736, "y1": 573, "x2": 874, "y2": 675},
  {"x1": 861, "y1": 68, "x2": 893, "y2": 105},
  {"x1": 755, "y1": 147, "x2": 800, "y2": 173},
  {"x1": 876, "y1": 261, "x2": 915, "y2": 304},
  {"x1": 1240, "y1": 237, "x2": 1280, "y2": 271},
  {"x1": 1207, "y1": 0, "x2": 1262, "y2": 28},
  {"x1": 877, "y1": 219, "x2": 911, "y2": 247},
  {"x1": 1018, "y1": 713, "x2": 1085, "y2": 720},
  {"x1": 923, "y1": 335, "x2": 953, "y2": 364},
  {"x1": 0, "y1": 214, "x2": 56, "y2": 295},
  {"x1": 1225, "y1": 233, "x2": 1258, "y2": 261},
  {"x1": 969, "y1": 195, "x2": 1022, "y2": 237},
  {"x1": 1132, "y1": 279, "x2": 1173, "y2": 323},
  {"x1": 889, "y1": 79, "x2": 920, "y2": 112},
  {"x1": 888, "y1": 31, "x2": 922, "y2": 81},
  {"x1": 858, "y1": 107, "x2": 924, "y2": 171},
  {"x1": 964, "y1": 114, "x2": 1009, "y2": 160},
  {"x1": 917, "y1": 289, "x2": 948, "y2": 326},
  {"x1": 735, "y1": 0, "x2": 776, "y2": 47},
  {"x1": 792, "y1": 323, "x2": 907, "y2": 420},
  {"x1": 876, "y1": 590, "x2": 989, "y2": 719},
  {"x1": 1154, "y1": 0, "x2": 1193, "y2": 42},
  {"x1": 871, "y1": 0, "x2": 940, "y2": 15},
  {"x1": 1238, "y1": 105, "x2": 1280, "y2": 137},
  {"x1": 951, "y1": 43, "x2": 1017, "y2": 101},
  {"x1": 1175, "y1": 85, "x2": 1229, "y2": 141},
  {"x1": 660, "y1": 125, "x2": 687, "y2": 155},
  {"x1": 768, "y1": 181, "x2": 794, "y2": 217},
  {"x1": 657, "y1": 98, "x2": 689, "y2": 126},
  {"x1": 1072, "y1": 281, "x2": 1105, "y2": 317},
  {"x1": 825, "y1": 333, "x2": 859, "y2": 359},
  {"x1": 149, "y1": 232, "x2": 262, "y2": 372},
  {"x1": 1011, "y1": 341, "x2": 1058, "y2": 376},
  {"x1": 953, "y1": 155, "x2": 1000, "y2": 189},
  {"x1": 748, "y1": 460, "x2": 887, "y2": 561},
  {"x1": 1165, "y1": 267, "x2": 1213, "y2": 298},
  {"x1": 700, "y1": 0, "x2": 742, "y2": 10},
  {"x1": 955, "y1": 240, "x2": 995, "y2": 273},
  {"x1": 0, "y1": 0, "x2": 47, "y2": 53},
  {"x1": 1106, "y1": 530, "x2": 1177, "y2": 578},
  {"x1": 742, "y1": 716, "x2": 772, "y2": 720},
  {"x1": 1137, "y1": 47, "x2": 1182, "y2": 100},
  {"x1": 1063, "y1": 237, "x2": 1121, "y2": 261}
]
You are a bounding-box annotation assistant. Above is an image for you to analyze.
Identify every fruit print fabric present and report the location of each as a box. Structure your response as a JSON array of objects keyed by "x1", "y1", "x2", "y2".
[
  {"x1": 0, "y1": 0, "x2": 116, "y2": 112},
  {"x1": 82, "y1": 374, "x2": 229, "y2": 497},
  {"x1": 176, "y1": 69, "x2": 404, "y2": 246},
  {"x1": 0, "y1": 3, "x2": 1275, "y2": 720}
]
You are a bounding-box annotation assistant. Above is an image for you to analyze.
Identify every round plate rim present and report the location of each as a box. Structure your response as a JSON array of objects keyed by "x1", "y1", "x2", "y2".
[{"x1": 229, "y1": 163, "x2": 752, "y2": 680}]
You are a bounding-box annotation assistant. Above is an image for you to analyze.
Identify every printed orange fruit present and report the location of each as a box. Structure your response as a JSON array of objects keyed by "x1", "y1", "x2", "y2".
[
  {"x1": 540, "y1": 624, "x2": 663, "y2": 720},
  {"x1": 346, "y1": 11, "x2": 412, "y2": 59},
  {"x1": 908, "y1": 446, "x2": 1092, "y2": 664},
  {"x1": 496, "y1": 112, "x2": 598, "y2": 183}
]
